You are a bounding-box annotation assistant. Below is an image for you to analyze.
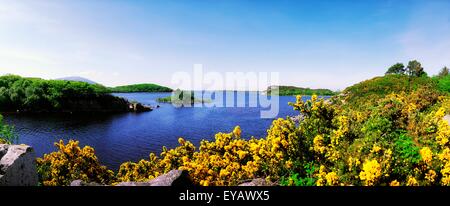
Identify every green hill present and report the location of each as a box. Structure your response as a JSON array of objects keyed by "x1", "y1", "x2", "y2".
[
  {"x1": 337, "y1": 74, "x2": 439, "y2": 108},
  {"x1": 110, "y1": 83, "x2": 173, "y2": 93},
  {"x1": 266, "y1": 85, "x2": 336, "y2": 96}
]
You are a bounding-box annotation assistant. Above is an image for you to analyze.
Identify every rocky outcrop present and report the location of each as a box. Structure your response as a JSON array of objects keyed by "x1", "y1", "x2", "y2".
[
  {"x1": 70, "y1": 180, "x2": 104, "y2": 186},
  {"x1": 238, "y1": 178, "x2": 278, "y2": 186},
  {"x1": 129, "y1": 102, "x2": 152, "y2": 112},
  {"x1": 0, "y1": 144, "x2": 38, "y2": 186},
  {"x1": 116, "y1": 170, "x2": 193, "y2": 186},
  {"x1": 70, "y1": 170, "x2": 194, "y2": 186},
  {"x1": 69, "y1": 170, "x2": 277, "y2": 186}
]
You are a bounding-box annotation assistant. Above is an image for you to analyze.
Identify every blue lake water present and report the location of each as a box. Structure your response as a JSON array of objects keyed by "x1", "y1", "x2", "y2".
[{"x1": 3, "y1": 92, "x2": 314, "y2": 170}]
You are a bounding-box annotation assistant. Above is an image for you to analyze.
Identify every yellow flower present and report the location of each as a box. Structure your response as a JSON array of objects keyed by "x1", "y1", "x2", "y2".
[
  {"x1": 348, "y1": 157, "x2": 361, "y2": 172},
  {"x1": 389, "y1": 180, "x2": 400, "y2": 186},
  {"x1": 285, "y1": 160, "x2": 293, "y2": 169},
  {"x1": 315, "y1": 165, "x2": 327, "y2": 186},
  {"x1": 439, "y1": 148, "x2": 450, "y2": 162},
  {"x1": 371, "y1": 145, "x2": 382, "y2": 153},
  {"x1": 406, "y1": 176, "x2": 419, "y2": 186},
  {"x1": 325, "y1": 172, "x2": 339, "y2": 186},
  {"x1": 435, "y1": 107, "x2": 450, "y2": 147},
  {"x1": 233, "y1": 126, "x2": 241, "y2": 137},
  {"x1": 201, "y1": 180, "x2": 210, "y2": 186},
  {"x1": 181, "y1": 156, "x2": 190, "y2": 163},
  {"x1": 407, "y1": 103, "x2": 417, "y2": 113},
  {"x1": 296, "y1": 95, "x2": 302, "y2": 103},
  {"x1": 178, "y1": 137, "x2": 186, "y2": 145},
  {"x1": 237, "y1": 150, "x2": 248, "y2": 160},
  {"x1": 359, "y1": 159, "x2": 381, "y2": 186},
  {"x1": 441, "y1": 162, "x2": 450, "y2": 186},
  {"x1": 425, "y1": 170, "x2": 436, "y2": 183},
  {"x1": 419, "y1": 147, "x2": 433, "y2": 165},
  {"x1": 219, "y1": 169, "x2": 230, "y2": 178},
  {"x1": 384, "y1": 149, "x2": 392, "y2": 158},
  {"x1": 313, "y1": 135, "x2": 326, "y2": 154}
]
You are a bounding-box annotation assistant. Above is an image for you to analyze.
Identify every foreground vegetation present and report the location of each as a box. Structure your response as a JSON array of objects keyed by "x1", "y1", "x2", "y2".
[
  {"x1": 266, "y1": 86, "x2": 336, "y2": 96},
  {"x1": 110, "y1": 83, "x2": 173, "y2": 93},
  {"x1": 0, "y1": 75, "x2": 135, "y2": 113},
  {"x1": 10, "y1": 60, "x2": 450, "y2": 186}
]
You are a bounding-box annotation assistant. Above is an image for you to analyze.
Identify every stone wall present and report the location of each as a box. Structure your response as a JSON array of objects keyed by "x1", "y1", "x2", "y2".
[{"x1": 0, "y1": 144, "x2": 38, "y2": 186}]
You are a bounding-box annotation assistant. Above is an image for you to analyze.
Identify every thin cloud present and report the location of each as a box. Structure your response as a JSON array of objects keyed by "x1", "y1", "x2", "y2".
[
  {"x1": 0, "y1": 48, "x2": 55, "y2": 65},
  {"x1": 397, "y1": 1, "x2": 450, "y2": 73}
]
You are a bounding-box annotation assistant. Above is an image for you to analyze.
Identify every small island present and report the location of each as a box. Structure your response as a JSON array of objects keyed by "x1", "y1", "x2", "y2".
[
  {"x1": 157, "y1": 89, "x2": 210, "y2": 105},
  {"x1": 265, "y1": 85, "x2": 337, "y2": 96}
]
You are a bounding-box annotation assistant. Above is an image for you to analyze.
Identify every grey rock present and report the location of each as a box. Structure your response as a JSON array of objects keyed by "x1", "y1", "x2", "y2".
[
  {"x1": 116, "y1": 170, "x2": 193, "y2": 186},
  {"x1": 0, "y1": 144, "x2": 38, "y2": 186},
  {"x1": 239, "y1": 178, "x2": 278, "y2": 186},
  {"x1": 70, "y1": 180, "x2": 104, "y2": 186},
  {"x1": 129, "y1": 102, "x2": 152, "y2": 112},
  {"x1": 444, "y1": 115, "x2": 450, "y2": 125},
  {"x1": 115, "y1": 181, "x2": 153, "y2": 186},
  {"x1": 70, "y1": 180, "x2": 83, "y2": 186}
]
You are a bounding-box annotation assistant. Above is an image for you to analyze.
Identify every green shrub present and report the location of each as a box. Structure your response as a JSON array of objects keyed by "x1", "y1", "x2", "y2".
[
  {"x1": 436, "y1": 75, "x2": 450, "y2": 93},
  {"x1": 0, "y1": 114, "x2": 16, "y2": 144},
  {"x1": 394, "y1": 132, "x2": 421, "y2": 164},
  {"x1": 280, "y1": 163, "x2": 317, "y2": 186}
]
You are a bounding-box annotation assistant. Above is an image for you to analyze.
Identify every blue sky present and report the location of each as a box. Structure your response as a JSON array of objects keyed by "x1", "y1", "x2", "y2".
[{"x1": 0, "y1": 0, "x2": 449, "y2": 90}]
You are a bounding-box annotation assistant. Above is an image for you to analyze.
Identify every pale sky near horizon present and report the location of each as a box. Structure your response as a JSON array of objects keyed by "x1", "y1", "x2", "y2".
[{"x1": 0, "y1": 0, "x2": 449, "y2": 90}]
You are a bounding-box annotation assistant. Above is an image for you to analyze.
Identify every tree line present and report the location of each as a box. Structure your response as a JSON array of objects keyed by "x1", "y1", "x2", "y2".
[
  {"x1": 0, "y1": 75, "x2": 129, "y2": 113},
  {"x1": 385, "y1": 60, "x2": 449, "y2": 78}
]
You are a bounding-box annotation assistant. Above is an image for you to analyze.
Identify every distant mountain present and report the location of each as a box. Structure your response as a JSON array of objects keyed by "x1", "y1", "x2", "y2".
[{"x1": 56, "y1": 76, "x2": 98, "y2": 85}]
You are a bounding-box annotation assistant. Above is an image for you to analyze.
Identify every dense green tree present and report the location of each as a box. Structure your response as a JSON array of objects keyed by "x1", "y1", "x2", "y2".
[
  {"x1": 111, "y1": 83, "x2": 172, "y2": 93},
  {"x1": 0, "y1": 74, "x2": 132, "y2": 113},
  {"x1": 406, "y1": 60, "x2": 427, "y2": 77},
  {"x1": 385, "y1": 63, "x2": 405, "y2": 75},
  {"x1": 438, "y1": 66, "x2": 449, "y2": 77}
]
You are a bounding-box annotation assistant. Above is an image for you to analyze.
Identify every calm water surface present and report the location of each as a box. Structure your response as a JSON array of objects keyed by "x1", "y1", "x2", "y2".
[{"x1": 4, "y1": 92, "x2": 317, "y2": 170}]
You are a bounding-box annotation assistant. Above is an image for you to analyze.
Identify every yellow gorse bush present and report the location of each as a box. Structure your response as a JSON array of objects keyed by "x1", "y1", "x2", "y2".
[
  {"x1": 359, "y1": 159, "x2": 381, "y2": 186},
  {"x1": 36, "y1": 140, "x2": 115, "y2": 186},
  {"x1": 115, "y1": 118, "x2": 299, "y2": 186},
  {"x1": 420, "y1": 147, "x2": 433, "y2": 165}
]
